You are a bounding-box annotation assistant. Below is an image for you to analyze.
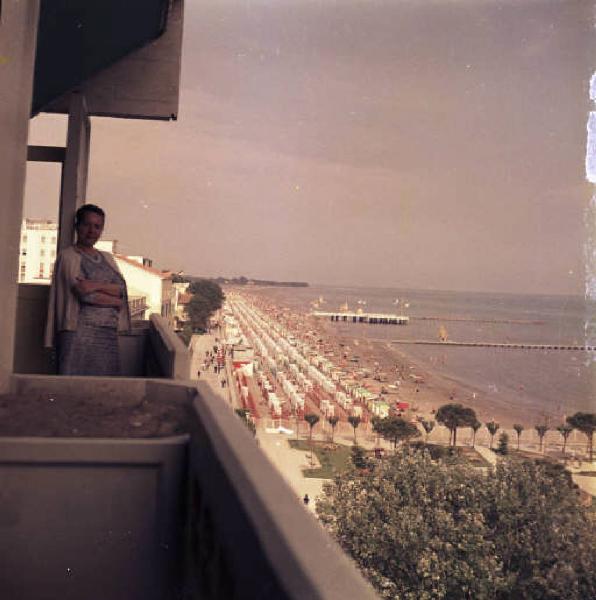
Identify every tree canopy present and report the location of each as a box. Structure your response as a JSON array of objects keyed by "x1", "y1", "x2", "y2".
[
  {"x1": 512, "y1": 424, "x2": 524, "y2": 450},
  {"x1": 435, "y1": 403, "x2": 477, "y2": 446},
  {"x1": 534, "y1": 424, "x2": 549, "y2": 453},
  {"x1": 317, "y1": 450, "x2": 596, "y2": 599},
  {"x1": 318, "y1": 450, "x2": 503, "y2": 599},
  {"x1": 348, "y1": 415, "x2": 361, "y2": 443},
  {"x1": 486, "y1": 421, "x2": 500, "y2": 449},
  {"x1": 328, "y1": 415, "x2": 339, "y2": 443},
  {"x1": 420, "y1": 419, "x2": 435, "y2": 439},
  {"x1": 185, "y1": 279, "x2": 225, "y2": 330},
  {"x1": 372, "y1": 416, "x2": 420, "y2": 451},
  {"x1": 557, "y1": 423, "x2": 573, "y2": 456},
  {"x1": 304, "y1": 413, "x2": 320, "y2": 429},
  {"x1": 567, "y1": 412, "x2": 596, "y2": 461}
]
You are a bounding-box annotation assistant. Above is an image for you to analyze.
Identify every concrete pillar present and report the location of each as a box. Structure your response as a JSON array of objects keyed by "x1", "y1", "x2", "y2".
[
  {"x1": 58, "y1": 93, "x2": 91, "y2": 251},
  {"x1": 0, "y1": 1, "x2": 40, "y2": 392}
]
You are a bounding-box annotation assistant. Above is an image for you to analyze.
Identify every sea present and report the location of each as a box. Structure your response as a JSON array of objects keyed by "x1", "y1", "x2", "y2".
[{"x1": 246, "y1": 285, "x2": 596, "y2": 421}]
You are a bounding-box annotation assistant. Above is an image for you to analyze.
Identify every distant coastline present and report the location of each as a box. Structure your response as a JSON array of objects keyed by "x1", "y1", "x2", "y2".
[
  {"x1": 176, "y1": 274, "x2": 309, "y2": 288},
  {"x1": 216, "y1": 276, "x2": 309, "y2": 288}
]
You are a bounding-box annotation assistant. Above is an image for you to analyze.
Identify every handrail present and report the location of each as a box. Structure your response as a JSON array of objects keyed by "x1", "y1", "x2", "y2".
[{"x1": 186, "y1": 382, "x2": 378, "y2": 599}]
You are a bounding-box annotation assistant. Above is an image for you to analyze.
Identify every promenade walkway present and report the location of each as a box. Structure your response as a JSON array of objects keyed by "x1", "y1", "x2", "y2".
[
  {"x1": 190, "y1": 333, "x2": 236, "y2": 406},
  {"x1": 256, "y1": 430, "x2": 326, "y2": 512},
  {"x1": 190, "y1": 333, "x2": 323, "y2": 509},
  {"x1": 474, "y1": 444, "x2": 497, "y2": 466}
]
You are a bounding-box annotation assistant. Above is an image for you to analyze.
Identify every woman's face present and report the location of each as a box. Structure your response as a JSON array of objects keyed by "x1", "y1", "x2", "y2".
[{"x1": 76, "y1": 211, "x2": 104, "y2": 248}]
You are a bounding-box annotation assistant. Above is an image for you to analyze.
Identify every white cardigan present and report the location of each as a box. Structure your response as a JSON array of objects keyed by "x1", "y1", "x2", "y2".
[{"x1": 44, "y1": 246, "x2": 131, "y2": 348}]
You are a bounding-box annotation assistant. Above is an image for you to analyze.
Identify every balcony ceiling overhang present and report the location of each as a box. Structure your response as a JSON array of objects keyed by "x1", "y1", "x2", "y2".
[{"x1": 32, "y1": 0, "x2": 183, "y2": 121}]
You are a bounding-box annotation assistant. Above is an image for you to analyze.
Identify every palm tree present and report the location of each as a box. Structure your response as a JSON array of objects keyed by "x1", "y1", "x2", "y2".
[
  {"x1": 470, "y1": 420, "x2": 481, "y2": 448},
  {"x1": 567, "y1": 412, "x2": 596, "y2": 462},
  {"x1": 556, "y1": 424, "x2": 573, "y2": 459},
  {"x1": 486, "y1": 421, "x2": 500, "y2": 450},
  {"x1": 328, "y1": 415, "x2": 339, "y2": 443},
  {"x1": 535, "y1": 424, "x2": 548, "y2": 453},
  {"x1": 513, "y1": 424, "x2": 524, "y2": 450},
  {"x1": 347, "y1": 415, "x2": 361, "y2": 445},
  {"x1": 421, "y1": 419, "x2": 435, "y2": 443},
  {"x1": 304, "y1": 413, "x2": 320, "y2": 466},
  {"x1": 436, "y1": 403, "x2": 477, "y2": 447}
]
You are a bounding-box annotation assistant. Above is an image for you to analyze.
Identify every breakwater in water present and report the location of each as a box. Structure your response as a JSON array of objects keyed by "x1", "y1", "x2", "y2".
[
  {"x1": 392, "y1": 340, "x2": 595, "y2": 351},
  {"x1": 409, "y1": 316, "x2": 545, "y2": 325}
]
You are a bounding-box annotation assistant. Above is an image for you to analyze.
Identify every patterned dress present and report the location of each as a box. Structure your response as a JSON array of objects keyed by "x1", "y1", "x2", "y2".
[{"x1": 57, "y1": 252, "x2": 126, "y2": 376}]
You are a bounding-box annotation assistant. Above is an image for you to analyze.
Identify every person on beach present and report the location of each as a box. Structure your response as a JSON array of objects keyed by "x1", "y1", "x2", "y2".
[{"x1": 45, "y1": 204, "x2": 130, "y2": 376}]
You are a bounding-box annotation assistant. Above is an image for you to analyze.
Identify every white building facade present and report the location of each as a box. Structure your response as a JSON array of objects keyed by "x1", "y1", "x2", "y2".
[
  {"x1": 173, "y1": 281, "x2": 191, "y2": 329},
  {"x1": 113, "y1": 254, "x2": 174, "y2": 325},
  {"x1": 18, "y1": 219, "x2": 58, "y2": 283}
]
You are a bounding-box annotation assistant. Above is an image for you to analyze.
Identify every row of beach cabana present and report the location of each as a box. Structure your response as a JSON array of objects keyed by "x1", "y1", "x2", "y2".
[{"x1": 225, "y1": 294, "x2": 398, "y2": 421}]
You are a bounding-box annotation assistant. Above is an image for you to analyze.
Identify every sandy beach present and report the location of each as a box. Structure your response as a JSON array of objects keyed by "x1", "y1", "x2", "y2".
[
  {"x1": 245, "y1": 288, "x2": 523, "y2": 426},
  {"x1": 237, "y1": 287, "x2": 590, "y2": 454},
  {"x1": 195, "y1": 291, "x2": 595, "y2": 506}
]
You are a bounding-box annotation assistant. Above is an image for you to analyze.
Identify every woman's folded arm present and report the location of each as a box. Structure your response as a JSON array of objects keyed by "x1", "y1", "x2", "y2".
[
  {"x1": 80, "y1": 291, "x2": 122, "y2": 308},
  {"x1": 73, "y1": 278, "x2": 122, "y2": 298}
]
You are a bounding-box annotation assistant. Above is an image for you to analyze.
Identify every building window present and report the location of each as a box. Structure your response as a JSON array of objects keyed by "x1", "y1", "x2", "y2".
[
  {"x1": 40, "y1": 249, "x2": 45, "y2": 257},
  {"x1": 39, "y1": 263, "x2": 44, "y2": 278},
  {"x1": 41, "y1": 236, "x2": 46, "y2": 244},
  {"x1": 22, "y1": 235, "x2": 27, "y2": 243},
  {"x1": 51, "y1": 236, "x2": 56, "y2": 243},
  {"x1": 51, "y1": 249, "x2": 56, "y2": 258},
  {"x1": 20, "y1": 264, "x2": 26, "y2": 281},
  {"x1": 21, "y1": 249, "x2": 26, "y2": 256}
]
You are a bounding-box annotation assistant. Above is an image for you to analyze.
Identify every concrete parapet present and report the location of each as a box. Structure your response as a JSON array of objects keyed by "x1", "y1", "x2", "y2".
[
  {"x1": 149, "y1": 313, "x2": 190, "y2": 379},
  {"x1": 2, "y1": 375, "x2": 377, "y2": 599}
]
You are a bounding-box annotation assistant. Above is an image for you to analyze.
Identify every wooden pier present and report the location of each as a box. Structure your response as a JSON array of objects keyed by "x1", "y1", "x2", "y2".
[
  {"x1": 313, "y1": 311, "x2": 409, "y2": 325},
  {"x1": 391, "y1": 340, "x2": 595, "y2": 351}
]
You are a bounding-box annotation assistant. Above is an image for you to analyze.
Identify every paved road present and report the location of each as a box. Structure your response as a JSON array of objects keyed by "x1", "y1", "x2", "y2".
[
  {"x1": 256, "y1": 429, "x2": 326, "y2": 512},
  {"x1": 190, "y1": 333, "x2": 235, "y2": 406}
]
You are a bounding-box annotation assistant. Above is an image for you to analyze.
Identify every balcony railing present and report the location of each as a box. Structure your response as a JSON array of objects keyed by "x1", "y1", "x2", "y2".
[
  {"x1": 1, "y1": 374, "x2": 377, "y2": 600},
  {"x1": 129, "y1": 294, "x2": 148, "y2": 318},
  {"x1": 14, "y1": 283, "x2": 188, "y2": 379}
]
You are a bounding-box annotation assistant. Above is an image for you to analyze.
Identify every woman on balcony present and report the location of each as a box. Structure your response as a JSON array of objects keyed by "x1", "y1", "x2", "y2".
[{"x1": 45, "y1": 204, "x2": 131, "y2": 375}]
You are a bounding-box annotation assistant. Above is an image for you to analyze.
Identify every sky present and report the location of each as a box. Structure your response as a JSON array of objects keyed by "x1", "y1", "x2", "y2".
[{"x1": 25, "y1": 0, "x2": 595, "y2": 295}]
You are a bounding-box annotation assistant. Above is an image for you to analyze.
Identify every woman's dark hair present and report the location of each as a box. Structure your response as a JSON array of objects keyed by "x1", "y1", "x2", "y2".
[{"x1": 75, "y1": 204, "x2": 105, "y2": 225}]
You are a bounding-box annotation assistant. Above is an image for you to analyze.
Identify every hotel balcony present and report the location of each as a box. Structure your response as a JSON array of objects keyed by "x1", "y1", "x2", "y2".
[
  {"x1": 2, "y1": 372, "x2": 376, "y2": 599},
  {"x1": 0, "y1": 2, "x2": 376, "y2": 598}
]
